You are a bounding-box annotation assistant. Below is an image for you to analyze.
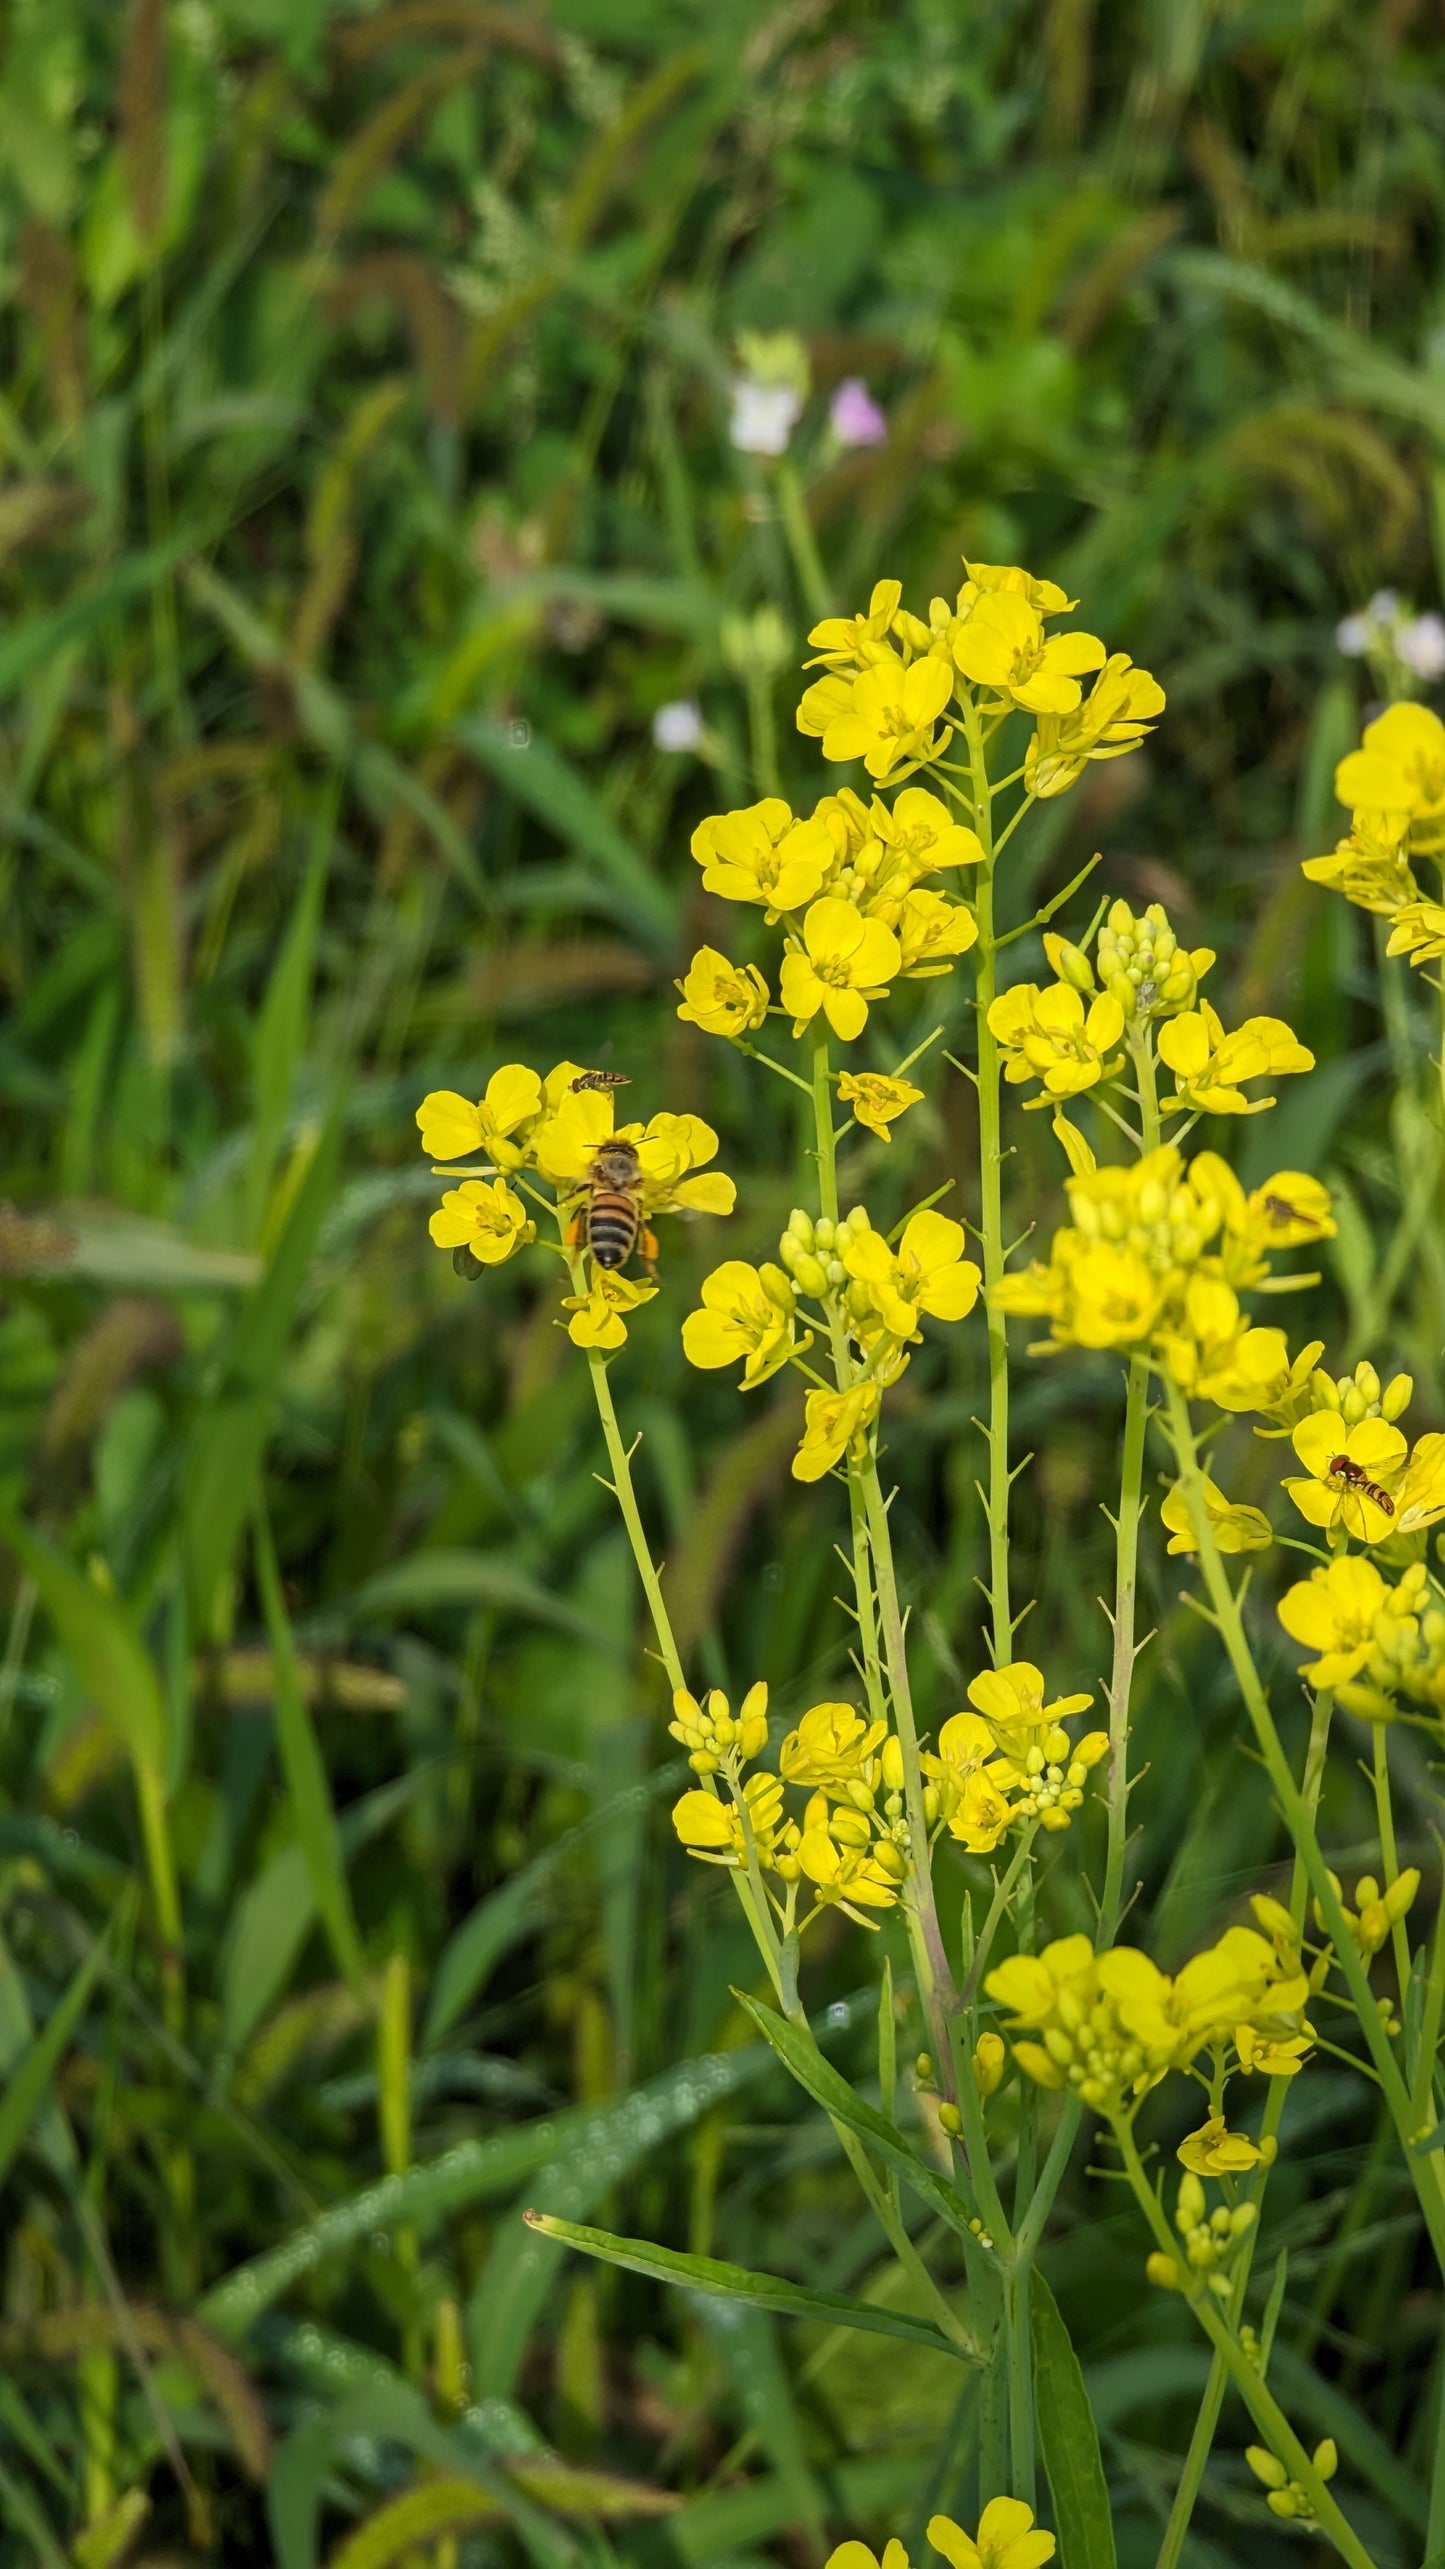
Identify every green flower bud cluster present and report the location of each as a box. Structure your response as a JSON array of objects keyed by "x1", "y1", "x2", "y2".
[
  {"x1": 779, "y1": 1204, "x2": 872, "y2": 1301},
  {"x1": 1246, "y1": 2437, "x2": 1337, "y2": 2523},
  {"x1": 1094, "y1": 899, "x2": 1209, "y2": 1019},
  {"x1": 1340, "y1": 1561, "x2": 1445, "y2": 1724},
  {"x1": 1013, "y1": 1725, "x2": 1108, "y2": 1829},
  {"x1": 1309, "y1": 1357, "x2": 1413, "y2": 1424},
  {"x1": 1147, "y1": 2169, "x2": 1257, "y2": 2299},
  {"x1": 1043, "y1": 901, "x2": 1211, "y2": 1022},
  {"x1": 721, "y1": 603, "x2": 791, "y2": 680},
  {"x1": 668, "y1": 1682, "x2": 770, "y2": 1780}
]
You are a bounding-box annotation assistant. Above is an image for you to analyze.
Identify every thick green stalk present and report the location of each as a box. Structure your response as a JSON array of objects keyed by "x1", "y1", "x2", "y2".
[
  {"x1": 1113, "y1": 2117, "x2": 1380, "y2": 2569},
  {"x1": 1165, "y1": 1379, "x2": 1445, "y2": 2274},
  {"x1": 962, "y1": 696, "x2": 1012, "y2": 1663}
]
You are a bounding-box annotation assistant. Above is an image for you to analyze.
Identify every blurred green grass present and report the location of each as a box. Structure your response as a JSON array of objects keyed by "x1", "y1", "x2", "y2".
[{"x1": 2, "y1": 1, "x2": 1445, "y2": 2560}]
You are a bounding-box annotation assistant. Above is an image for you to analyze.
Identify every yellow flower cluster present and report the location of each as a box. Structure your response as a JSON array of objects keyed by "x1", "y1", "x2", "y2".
[
  {"x1": 1303, "y1": 700, "x2": 1445, "y2": 966},
  {"x1": 921, "y1": 1663, "x2": 1108, "y2": 1852},
  {"x1": 992, "y1": 1143, "x2": 1332, "y2": 1401},
  {"x1": 1245, "y1": 2436, "x2": 1340, "y2": 2527},
  {"x1": 985, "y1": 1920, "x2": 1313, "y2": 2112},
  {"x1": 685, "y1": 1204, "x2": 980, "y2": 1480},
  {"x1": 1279, "y1": 1552, "x2": 1445, "y2": 1725},
  {"x1": 669, "y1": 1691, "x2": 909, "y2": 1930},
  {"x1": 415, "y1": 1060, "x2": 735, "y2": 1345},
  {"x1": 827, "y1": 2499, "x2": 1055, "y2": 2569}
]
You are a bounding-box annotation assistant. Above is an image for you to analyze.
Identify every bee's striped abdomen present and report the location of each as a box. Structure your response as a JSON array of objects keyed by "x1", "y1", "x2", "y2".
[{"x1": 587, "y1": 1190, "x2": 642, "y2": 1270}]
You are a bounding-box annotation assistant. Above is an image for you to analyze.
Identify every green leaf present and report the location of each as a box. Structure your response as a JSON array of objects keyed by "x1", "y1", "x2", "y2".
[
  {"x1": 182, "y1": 1097, "x2": 344, "y2": 1638},
  {"x1": 267, "y1": 2381, "x2": 574, "y2": 2569},
  {"x1": 334, "y1": 1548, "x2": 619, "y2": 1648},
  {"x1": 524, "y1": 2214, "x2": 973, "y2": 2358},
  {"x1": 1031, "y1": 2271, "x2": 1117, "y2": 2569},
  {"x1": 731, "y1": 1990, "x2": 980, "y2": 2246},
  {"x1": 246, "y1": 785, "x2": 336, "y2": 1241},
  {"x1": 203, "y1": 2043, "x2": 772, "y2": 2342},
  {"x1": 423, "y1": 1768, "x2": 682, "y2": 2050},
  {"x1": 0, "y1": 1517, "x2": 166, "y2": 1780},
  {"x1": 455, "y1": 714, "x2": 675, "y2": 950},
  {"x1": 0, "y1": 1923, "x2": 112, "y2": 2195},
  {"x1": 253, "y1": 1500, "x2": 365, "y2": 1994}
]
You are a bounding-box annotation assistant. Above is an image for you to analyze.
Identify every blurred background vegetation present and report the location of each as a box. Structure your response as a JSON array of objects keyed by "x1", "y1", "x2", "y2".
[{"x1": 3, "y1": 0, "x2": 1445, "y2": 2561}]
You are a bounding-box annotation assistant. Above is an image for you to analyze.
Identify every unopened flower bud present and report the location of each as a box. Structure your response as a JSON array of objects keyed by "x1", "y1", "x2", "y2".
[
  {"x1": 1341, "y1": 1384, "x2": 1369, "y2": 1426},
  {"x1": 1043, "y1": 1724, "x2": 1071, "y2": 1762},
  {"x1": 1043, "y1": 933, "x2": 1096, "y2": 993},
  {"x1": 1311, "y1": 1372, "x2": 1342, "y2": 1412},
  {"x1": 757, "y1": 1263, "x2": 795, "y2": 1310},
  {"x1": 1177, "y1": 2172, "x2": 1206, "y2": 2229},
  {"x1": 1355, "y1": 1874, "x2": 1379, "y2": 1909},
  {"x1": 786, "y1": 1207, "x2": 816, "y2": 1250},
  {"x1": 973, "y1": 2030, "x2": 1005, "y2": 2096},
  {"x1": 1146, "y1": 2252, "x2": 1182, "y2": 2290},
  {"x1": 881, "y1": 1735, "x2": 904, "y2": 1791},
  {"x1": 1354, "y1": 1360, "x2": 1381, "y2": 1403},
  {"x1": 1039, "y1": 1805, "x2": 1072, "y2": 1832},
  {"x1": 937, "y1": 2101, "x2": 963, "y2": 2137},
  {"x1": 792, "y1": 1253, "x2": 830, "y2": 1298},
  {"x1": 1072, "y1": 1731, "x2": 1110, "y2": 1770},
  {"x1": 1313, "y1": 2439, "x2": 1337, "y2": 2482},
  {"x1": 1382, "y1": 1371, "x2": 1413, "y2": 1420},
  {"x1": 831, "y1": 1807, "x2": 871, "y2": 1847}
]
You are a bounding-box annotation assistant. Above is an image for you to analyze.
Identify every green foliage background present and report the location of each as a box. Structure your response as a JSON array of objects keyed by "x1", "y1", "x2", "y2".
[{"x1": 2, "y1": 1, "x2": 1444, "y2": 2561}]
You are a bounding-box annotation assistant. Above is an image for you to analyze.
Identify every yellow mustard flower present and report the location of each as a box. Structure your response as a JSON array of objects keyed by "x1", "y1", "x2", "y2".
[
  {"x1": 1277, "y1": 1554, "x2": 1392, "y2": 1688},
  {"x1": 952, "y1": 589, "x2": 1105, "y2": 714},
  {"x1": 416, "y1": 1062, "x2": 543, "y2": 1167},
  {"x1": 428, "y1": 1176, "x2": 535, "y2": 1264},
  {"x1": 966, "y1": 1660, "x2": 1093, "y2": 1751},
  {"x1": 672, "y1": 1772, "x2": 785, "y2": 1869},
  {"x1": 1158, "y1": 1004, "x2": 1314, "y2": 1117},
  {"x1": 1334, "y1": 699, "x2": 1445, "y2": 850},
  {"x1": 797, "y1": 651, "x2": 954, "y2": 779},
  {"x1": 1395, "y1": 1429, "x2": 1445, "y2": 1534},
  {"x1": 1160, "y1": 1475, "x2": 1273, "y2": 1556},
  {"x1": 945, "y1": 1765, "x2": 1019, "y2": 1854},
  {"x1": 1234, "y1": 2026, "x2": 1312, "y2": 2077},
  {"x1": 843, "y1": 1209, "x2": 982, "y2": 1339},
  {"x1": 676, "y1": 947, "x2": 770, "y2": 1037},
  {"x1": 1302, "y1": 823, "x2": 1418, "y2": 917},
  {"x1": 877, "y1": 785, "x2": 985, "y2": 876},
  {"x1": 681, "y1": 1260, "x2": 805, "y2": 1388},
  {"x1": 562, "y1": 1270, "x2": 658, "y2": 1350},
  {"x1": 669, "y1": 1682, "x2": 770, "y2": 1777},
  {"x1": 691, "y1": 798, "x2": 833, "y2": 916},
  {"x1": 1386, "y1": 897, "x2": 1445, "y2": 964},
  {"x1": 988, "y1": 1926, "x2": 1310, "y2": 2109},
  {"x1": 1285, "y1": 1412, "x2": 1407, "y2": 1543},
  {"x1": 797, "y1": 1798, "x2": 904, "y2": 1921},
  {"x1": 535, "y1": 1090, "x2": 735, "y2": 1218},
  {"x1": 1054, "y1": 1242, "x2": 1165, "y2": 1349},
  {"x1": 825, "y1": 2544, "x2": 910, "y2": 2569},
  {"x1": 837, "y1": 1069, "x2": 923, "y2": 1142},
  {"x1": 792, "y1": 1381, "x2": 880, "y2": 1483},
  {"x1": 988, "y1": 981, "x2": 1126, "y2": 1104},
  {"x1": 927, "y1": 2500, "x2": 1056, "y2": 2569},
  {"x1": 779, "y1": 1701, "x2": 888, "y2": 1793},
  {"x1": 960, "y1": 558, "x2": 1076, "y2": 615},
  {"x1": 1177, "y1": 2116, "x2": 1263, "y2": 2175},
  {"x1": 1155, "y1": 1276, "x2": 1297, "y2": 1412},
  {"x1": 894, "y1": 887, "x2": 979, "y2": 975},
  {"x1": 804, "y1": 578, "x2": 906, "y2": 675},
  {"x1": 1024, "y1": 654, "x2": 1165, "y2": 797},
  {"x1": 1244, "y1": 1172, "x2": 1335, "y2": 1250},
  {"x1": 779, "y1": 896, "x2": 901, "y2": 1040}
]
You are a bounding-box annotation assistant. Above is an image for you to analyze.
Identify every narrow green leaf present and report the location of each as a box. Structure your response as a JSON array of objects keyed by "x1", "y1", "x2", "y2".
[
  {"x1": 524, "y1": 2214, "x2": 972, "y2": 2358},
  {"x1": 0, "y1": 1923, "x2": 111, "y2": 2194},
  {"x1": 335, "y1": 1548, "x2": 618, "y2": 1648},
  {"x1": 253, "y1": 1501, "x2": 365, "y2": 1994},
  {"x1": 203, "y1": 2043, "x2": 771, "y2": 2341},
  {"x1": 455, "y1": 713, "x2": 675, "y2": 949},
  {"x1": 731, "y1": 1989, "x2": 979, "y2": 2246},
  {"x1": 182, "y1": 1097, "x2": 344, "y2": 1637},
  {"x1": 246, "y1": 783, "x2": 337, "y2": 1240},
  {"x1": 1031, "y1": 2272, "x2": 1117, "y2": 2569},
  {"x1": 0, "y1": 1516, "x2": 166, "y2": 1779}
]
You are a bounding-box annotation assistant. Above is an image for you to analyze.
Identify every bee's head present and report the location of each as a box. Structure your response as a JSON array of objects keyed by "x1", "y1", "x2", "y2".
[{"x1": 591, "y1": 1140, "x2": 642, "y2": 1185}]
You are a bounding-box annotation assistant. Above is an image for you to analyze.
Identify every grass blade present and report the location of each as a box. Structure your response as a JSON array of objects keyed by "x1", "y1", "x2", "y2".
[
  {"x1": 253, "y1": 1499, "x2": 366, "y2": 1994},
  {"x1": 0, "y1": 1922, "x2": 112, "y2": 2194},
  {"x1": 1031, "y1": 2271, "x2": 1117, "y2": 2569},
  {"x1": 524, "y1": 2214, "x2": 972, "y2": 2358}
]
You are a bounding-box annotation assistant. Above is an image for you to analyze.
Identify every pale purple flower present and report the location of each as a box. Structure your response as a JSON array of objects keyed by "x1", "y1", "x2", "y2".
[
  {"x1": 728, "y1": 378, "x2": 802, "y2": 458},
  {"x1": 829, "y1": 377, "x2": 887, "y2": 449},
  {"x1": 652, "y1": 699, "x2": 704, "y2": 754},
  {"x1": 1398, "y1": 613, "x2": 1445, "y2": 680}
]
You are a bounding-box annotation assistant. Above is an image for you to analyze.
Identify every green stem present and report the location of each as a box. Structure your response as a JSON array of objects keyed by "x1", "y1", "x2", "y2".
[
  {"x1": 963, "y1": 696, "x2": 1012, "y2": 1664},
  {"x1": 774, "y1": 458, "x2": 831, "y2": 622},
  {"x1": 585, "y1": 1342, "x2": 686, "y2": 1695},
  {"x1": 1113, "y1": 2117, "x2": 1380, "y2": 2569},
  {"x1": 1154, "y1": 1687, "x2": 1334, "y2": 2569},
  {"x1": 1100, "y1": 1030, "x2": 1160, "y2": 1943},
  {"x1": 1164, "y1": 1378, "x2": 1445, "y2": 2275},
  {"x1": 1005, "y1": 2259, "x2": 1036, "y2": 2507},
  {"x1": 1370, "y1": 1723, "x2": 1413, "y2": 2014}
]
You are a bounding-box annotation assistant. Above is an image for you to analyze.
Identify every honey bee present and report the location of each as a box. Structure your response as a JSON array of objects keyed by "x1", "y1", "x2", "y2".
[
  {"x1": 1328, "y1": 1454, "x2": 1395, "y2": 1515},
  {"x1": 571, "y1": 1138, "x2": 656, "y2": 1273},
  {"x1": 571, "y1": 1070, "x2": 631, "y2": 1093}
]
